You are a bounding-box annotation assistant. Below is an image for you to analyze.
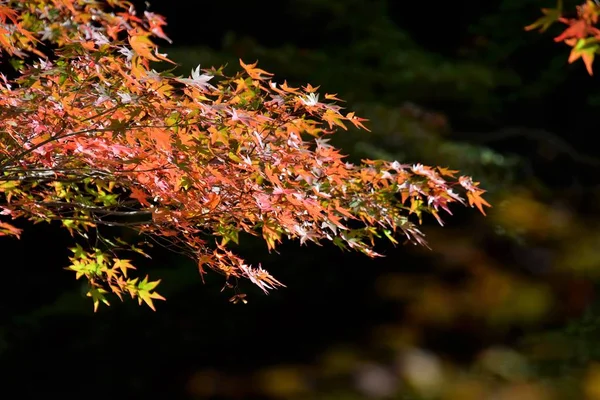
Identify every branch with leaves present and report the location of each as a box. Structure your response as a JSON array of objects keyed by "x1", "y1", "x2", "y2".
[{"x1": 0, "y1": 0, "x2": 489, "y2": 311}]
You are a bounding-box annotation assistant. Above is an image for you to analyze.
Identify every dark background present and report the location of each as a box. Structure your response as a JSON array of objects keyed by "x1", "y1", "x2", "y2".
[{"x1": 2, "y1": 0, "x2": 600, "y2": 398}]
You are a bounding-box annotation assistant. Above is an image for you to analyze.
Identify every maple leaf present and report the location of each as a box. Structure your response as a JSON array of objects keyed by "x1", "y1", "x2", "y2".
[
  {"x1": 0, "y1": 221, "x2": 22, "y2": 238},
  {"x1": 322, "y1": 109, "x2": 348, "y2": 130},
  {"x1": 437, "y1": 167, "x2": 459, "y2": 177},
  {"x1": 525, "y1": 0, "x2": 563, "y2": 32},
  {"x1": 135, "y1": 276, "x2": 166, "y2": 311},
  {"x1": 324, "y1": 93, "x2": 344, "y2": 101},
  {"x1": 130, "y1": 187, "x2": 151, "y2": 207},
  {"x1": 129, "y1": 30, "x2": 160, "y2": 61},
  {"x1": 239, "y1": 59, "x2": 273, "y2": 80},
  {"x1": 69, "y1": 244, "x2": 88, "y2": 259},
  {"x1": 280, "y1": 81, "x2": 300, "y2": 94},
  {"x1": 87, "y1": 287, "x2": 110, "y2": 312},
  {"x1": 554, "y1": 19, "x2": 588, "y2": 42},
  {"x1": 176, "y1": 66, "x2": 215, "y2": 90},
  {"x1": 113, "y1": 259, "x2": 136, "y2": 278},
  {"x1": 565, "y1": 37, "x2": 599, "y2": 75},
  {"x1": 466, "y1": 191, "x2": 492, "y2": 216},
  {"x1": 229, "y1": 293, "x2": 248, "y2": 304},
  {"x1": 149, "y1": 127, "x2": 172, "y2": 150},
  {"x1": 346, "y1": 112, "x2": 370, "y2": 131},
  {"x1": 303, "y1": 83, "x2": 320, "y2": 93},
  {"x1": 144, "y1": 11, "x2": 172, "y2": 44},
  {"x1": 239, "y1": 263, "x2": 285, "y2": 294},
  {"x1": 301, "y1": 93, "x2": 320, "y2": 106}
]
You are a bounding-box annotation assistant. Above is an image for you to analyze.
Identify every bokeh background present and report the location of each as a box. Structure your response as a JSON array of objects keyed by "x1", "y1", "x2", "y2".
[{"x1": 2, "y1": 0, "x2": 600, "y2": 398}]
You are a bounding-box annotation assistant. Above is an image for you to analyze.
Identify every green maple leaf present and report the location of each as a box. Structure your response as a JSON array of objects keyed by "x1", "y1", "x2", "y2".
[
  {"x1": 525, "y1": 0, "x2": 563, "y2": 33},
  {"x1": 87, "y1": 287, "x2": 110, "y2": 312},
  {"x1": 136, "y1": 276, "x2": 166, "y2": 311},
  {"x1": 567, "y1": 37, "x2": 600, "y2": 75},
  {"x1": 69, "y1": 243, "x2": 88, "y2": 259}
]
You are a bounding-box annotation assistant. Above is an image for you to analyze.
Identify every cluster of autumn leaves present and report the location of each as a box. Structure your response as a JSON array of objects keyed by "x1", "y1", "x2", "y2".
[
  {"x1": 527, "y1": 0, "x2": 600, "y2": 75},
  {"x1": 0, "y1": 0, "x2": 492, "y2": 310}
]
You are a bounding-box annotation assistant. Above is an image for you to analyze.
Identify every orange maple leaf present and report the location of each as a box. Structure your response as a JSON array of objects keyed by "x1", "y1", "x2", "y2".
[
  {"x1": 466, "y1": 191, "x2": 492, "y2": 216},
  {"x1": 0, "y1": 221, "x2": 22, "y2": 238},
  {"x1": 239, "y1": 59, "x2": 273, "y2": 80},
  {"x1": 129, "y1": 31, "x2": 160, "y2": 61},
  {"x1": 554, "y1": 19, "x2": 600, "y2": 42},
  {"x1": 346, "y1": 112, "x2": 370, "y2": 131},
  {"x1": 130, "y1": 187, "x2": 150, "y2": 206},
  {"x1": 325, "y1": 93, "x2": 344, "y2": 101}
]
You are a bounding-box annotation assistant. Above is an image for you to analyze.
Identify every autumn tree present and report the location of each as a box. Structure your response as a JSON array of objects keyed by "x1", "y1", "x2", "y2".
[{"x1": 0, "y1": 0, "x2": 489, "y2": 311}]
